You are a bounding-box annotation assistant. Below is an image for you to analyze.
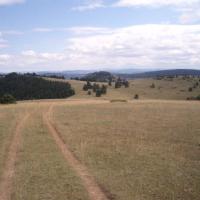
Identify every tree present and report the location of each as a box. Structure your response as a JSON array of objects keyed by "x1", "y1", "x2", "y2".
[
  {"x1": 93, "y1": 83, "x2": 100, "y2": 92},
  {"x1": 0, "y1": 73, "x2": 75, "y2": 100},
  {"x1": 83, "y1": 84, "x2": 88, "y2": 91},
  {"x1": 101, "y1": 85, "x2": 107, "y2": 94},
  {"x1": 88, "y1": 91, "x2": 92, "y2": 95},
  {"x1": 124, "y1": 81, "x2": 129, "y2": 88},
  {"x1": 86, "y1": 81, "x2": 93, "y2": 89},
  {"x1": 115, "y1": 81, "x2": 121, "y2": 88},
  {"x1": 96, "y1": 89, "x2": 102, "y2": 97},
  {"x1": 0, "y1": 94, "x2": 16, "y2": 104}
]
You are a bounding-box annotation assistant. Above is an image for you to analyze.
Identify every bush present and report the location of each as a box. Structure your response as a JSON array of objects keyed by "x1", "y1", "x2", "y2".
[
  {"x1": 134, "y1": 94, "x2": 139, "y2": 99},
  {"x1": 150, "y1": 83, "x2": 155, "y2": 88},
  {"x1": 0, "y1": 94, "x2": 16, "y2": 104},
  {"x1": 83, "y1": 84, "x2": 88, "y2": 91},
  {"x1": 110, "y1": 99, "x2": 127, "y2": 103},
  {"x1": 101, "y1": 85, "x2": 107, "y2": 94},
  {"x1": 188, "y1": 87, "x2": 193, "y2": 92},
  {"x1": 87, "y1": 91, "x2": 92, "y2": 95},
  {"x1": 96, "y1": 89, "x2": 102, "y2": 97}
]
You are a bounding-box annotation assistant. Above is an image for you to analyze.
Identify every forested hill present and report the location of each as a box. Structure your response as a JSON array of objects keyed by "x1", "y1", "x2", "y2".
[
  {"x1": 119, "y1": 69, "x2": 200, "y2": 79},
  {"x1": 79, "y1": 71, "x2": 114, "y2": 82},
  {"x1": 0, "y1": 73, "x2": 75, "y2": 100}
]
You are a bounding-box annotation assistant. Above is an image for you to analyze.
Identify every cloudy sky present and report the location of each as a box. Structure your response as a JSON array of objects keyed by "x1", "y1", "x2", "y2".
[{"x1": 0, "y1": 0, "x2": 200, "y2": 72}]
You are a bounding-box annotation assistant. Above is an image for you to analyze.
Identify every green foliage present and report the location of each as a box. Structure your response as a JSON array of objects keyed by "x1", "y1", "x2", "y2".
[
  {"x1": 80, "y1": 71, "x2": 114, "y2": 82},
  {"x1": 101, "y1": 85, "x2": 107, "y2": 94},
  {"x1": 196, "y1": 95, "x2": 200, "y2": 100},
  {"x1": 0, "y1": 73, "x2": 75, "y2": 100},
  {"x1": 93, "y1": 83, "x2": 100, "y2": 92},
  {"x1": 96, "y1": 89, "x2": 102, "y2": 97},
  {"x1": 83, "y1": 81, "x2": 93, "y2": 91},
  {"x1": 0, "y1": 94, "x2": 16, "y2": 104},
  {"x1": 115, "y1": 77, "x2": 130, "y2": 89}
]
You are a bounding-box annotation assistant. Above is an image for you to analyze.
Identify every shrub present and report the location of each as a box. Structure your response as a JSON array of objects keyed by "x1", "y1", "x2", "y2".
[
  {"x1": 101, "y1": 85, "x2": 107, "y2": 94},
  {"x1": 188, "y1": 87, "x2": 193, "y2": 92},
  {"x1": 96, "y1": 89, "x2": 102, "y2": 97},
  {"x1": 87, "y1": 91, "x2": 92, "y2": 95},
  {"x1": 134, "y1": 94, "x2": 139, "y2": 99},
  {"x1": 0, "y1": 94, "x2": 16, "y2": 104},
  {"x1": 150, "y1": 83, "x2": 155, "y2": 88},
  {"x1": 110, "y1": 99, "x2": 127, "y2": 103}
]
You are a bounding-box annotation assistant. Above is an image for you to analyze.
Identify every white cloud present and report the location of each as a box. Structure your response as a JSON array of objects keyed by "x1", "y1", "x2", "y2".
[
  {"x1": 1, "y1": 25, "x2": 200, "y2": 71},
  {"x1": 114, "y1": 0, "x2": 200, "y2": 24},
  {"x1": 2, "y1": 30, "x2": 24, "y2": 35},
  {"x1": 0, "y1": 0, "x2": 25, "y2": 6},
  {"x1": 32, "y1": 28, "x2": 54, "y2": 33},
  {"x1": 68, "y1": 26, "x2": 113, "y2": 35},
  {"x1": 72, "y1": 0, "x2": 104, "y2": 11},
  {"x1": 114, "y1": 0, "x2": 200, "y2": 7},
  {"x1": 65, "y1": 24, "x2": 200, "y2": 69}
]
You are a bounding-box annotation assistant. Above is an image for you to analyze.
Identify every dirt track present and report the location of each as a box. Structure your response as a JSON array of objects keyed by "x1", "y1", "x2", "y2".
[
  {"x1": 43, "y1": 104, "x2": 109, "y2": 200},
  {"x1": 0, "y1": 114, "x2": 29, "y2": 200}
]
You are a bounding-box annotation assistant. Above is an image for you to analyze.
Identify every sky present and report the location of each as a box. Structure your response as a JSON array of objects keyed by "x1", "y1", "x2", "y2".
[{"x1": 0, "y1": 0, "x2": 200, "y2": 72}]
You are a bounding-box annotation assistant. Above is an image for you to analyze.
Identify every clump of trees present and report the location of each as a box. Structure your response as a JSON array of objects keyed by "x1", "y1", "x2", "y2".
[
  {"x1": 82, "y1": 81, "x2": 107, "y2": 97},
  {"x1": 114, "y1": 77, "x2": 130, "y2": 89},
  {"x1": 0, "y1": 73, "x2": 75, "y2": 100},
  {"x1": 0, "y1": 94, "x2": 16, "y2": 104}
]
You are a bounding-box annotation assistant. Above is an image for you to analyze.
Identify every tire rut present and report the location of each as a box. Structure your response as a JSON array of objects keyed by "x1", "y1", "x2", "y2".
[
  {"x1": 43, "y1": 104, "x2": 109, "y2": 200},
  {"x1": 0, "y1": 113, "x2": 29, "y2": 200}
]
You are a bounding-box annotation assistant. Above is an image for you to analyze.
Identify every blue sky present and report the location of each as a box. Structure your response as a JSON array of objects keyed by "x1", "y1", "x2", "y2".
[{"x1": 0, "y1": 0, "x2": 200, "y2": 72}]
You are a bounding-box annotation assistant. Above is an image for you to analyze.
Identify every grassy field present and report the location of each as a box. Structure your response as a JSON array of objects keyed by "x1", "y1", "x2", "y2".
[
  {"x1": 0, "y1": 78, "x2": 200, "y2": 200},
  {"x1": 66, "y1": 77, "x2": 200, "y2": 100},
  {"x1": 53, "y1": 101, "x2": 200, "y2": 200}
]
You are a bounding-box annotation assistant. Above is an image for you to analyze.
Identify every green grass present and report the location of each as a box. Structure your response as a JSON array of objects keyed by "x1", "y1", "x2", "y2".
[{"x1": 53, "y1": 101, "x2": 200, "y2": 200}]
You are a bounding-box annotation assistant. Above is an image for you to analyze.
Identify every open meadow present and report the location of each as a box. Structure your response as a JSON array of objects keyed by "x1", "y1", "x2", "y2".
[
  {"x1": 58, "y1": 76, "x2": 200, "y2": 100},
  {"x1": 0, "y1": 93, "x2": 199, "y2": 200}
]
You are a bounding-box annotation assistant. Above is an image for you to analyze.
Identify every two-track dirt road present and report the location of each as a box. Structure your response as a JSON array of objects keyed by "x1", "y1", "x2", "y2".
[
  {"x1": 0, "y1": 100, "x2": 109, "y2": 200},
  {"x1": 0, "y1": 114, "x2": 29, "y2": 200}
]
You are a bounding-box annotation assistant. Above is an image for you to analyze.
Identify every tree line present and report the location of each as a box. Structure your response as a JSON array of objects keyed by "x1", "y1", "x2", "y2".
[{"x1": 0, "y1": 73, "x2": 75, "y2": 102}]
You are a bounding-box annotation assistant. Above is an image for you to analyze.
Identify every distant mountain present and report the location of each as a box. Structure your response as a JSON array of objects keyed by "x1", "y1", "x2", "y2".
[
  {"x1": 37, "y1": 70, "x2": 95, "y2": 79},
  {"x1": 80, "y1": 71, "x2": 114, "y2": 82},
  {"x1": 119, "y1": 69, "x2": 200, "y2": 78}
]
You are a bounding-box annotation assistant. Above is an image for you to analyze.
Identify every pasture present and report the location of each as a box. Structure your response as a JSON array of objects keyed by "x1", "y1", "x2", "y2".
[{"x1": 0, "y1": 97, "x2": 199, "y2": 200}]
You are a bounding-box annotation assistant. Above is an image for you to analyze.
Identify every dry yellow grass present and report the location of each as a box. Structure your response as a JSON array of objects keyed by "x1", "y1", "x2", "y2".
[
  {"x1": 65, "y1": 77, "x2": 200, "y2": 100},
  {"x1": 0, "y1": 103, "x2": 89, "y2": 200},
  {"x1": 0, "y1": 82, "x2": 200, "y2": 200},
  {"x1": 53, "y1": 100, "x2": 200, "y2": 200}
]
